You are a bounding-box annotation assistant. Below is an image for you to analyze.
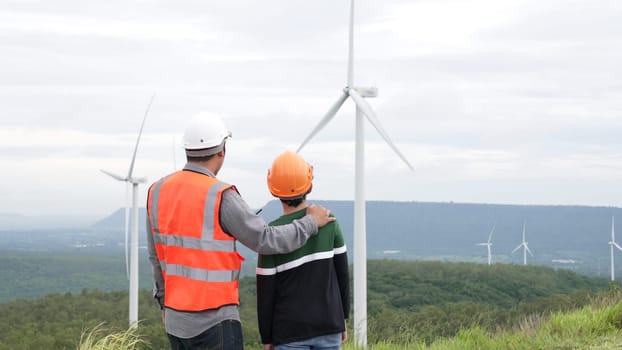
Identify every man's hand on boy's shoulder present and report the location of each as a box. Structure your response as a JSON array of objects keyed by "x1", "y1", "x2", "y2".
[{"x1": 306, "y1": 204, "x2": 336, "y2": 227}]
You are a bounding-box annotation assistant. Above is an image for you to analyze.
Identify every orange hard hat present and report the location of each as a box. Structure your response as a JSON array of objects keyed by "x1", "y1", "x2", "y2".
[{"x1": 267, "y1": 151, "x2": 313, "y2": 199}]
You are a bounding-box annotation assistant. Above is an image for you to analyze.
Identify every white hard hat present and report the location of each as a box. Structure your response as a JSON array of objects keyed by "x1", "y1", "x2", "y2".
[{"x1": 183, "y1": 112, "x2": 232, "y2": 157}]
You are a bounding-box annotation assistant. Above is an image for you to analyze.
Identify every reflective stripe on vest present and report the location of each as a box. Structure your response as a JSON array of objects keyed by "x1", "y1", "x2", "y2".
[
  {"x1": 147, "y1": 169, "x2": 242, "y2": 312},
  {"x1": 163, "y1": 263, "x2": 240, "y2": 282}
]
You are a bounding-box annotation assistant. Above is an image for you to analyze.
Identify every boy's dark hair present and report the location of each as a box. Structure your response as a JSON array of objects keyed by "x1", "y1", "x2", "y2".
[{"x1": 280, "y1": 193, "x2": 307, "y2": 208}]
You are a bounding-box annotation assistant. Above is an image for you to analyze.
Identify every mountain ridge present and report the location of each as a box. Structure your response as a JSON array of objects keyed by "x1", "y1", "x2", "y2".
[{"x1": 3, "y1": 200, "x2": 621, "y2": 276}]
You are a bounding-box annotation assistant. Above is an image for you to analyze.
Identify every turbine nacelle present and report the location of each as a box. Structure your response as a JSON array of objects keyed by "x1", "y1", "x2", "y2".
[
  {"x1": 100, "y1": 169, "x2": 147, "y2": 184},
  {"x1": 100, "y1": 169, "x2": 126, "y2": 182},
  {"x1": 512, "y1": 242, "x2": 533, "y2": 255},
  {"x1": 129, "y1": 177, "x2": 147, "y2": 184},
  {"x1": 348, "y1": 86, "x2": 378, "y2": 98}
]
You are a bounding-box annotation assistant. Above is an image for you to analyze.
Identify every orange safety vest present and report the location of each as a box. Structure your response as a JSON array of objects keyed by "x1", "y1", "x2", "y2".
[{"x1": 147, "y1": 169, "x2": 243, "y2": 312}]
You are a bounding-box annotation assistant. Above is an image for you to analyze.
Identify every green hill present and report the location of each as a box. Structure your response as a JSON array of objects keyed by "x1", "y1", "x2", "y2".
[
  {"x1": 0, "y1": 259, "x2": 616, "y2": 349},
  {"x1": 0, "y1": 250, "x2": 154, "y2": 303},
  {"x1": 65, "y1": 291, "x2": 622, "y2": 350},
  {"x1": 410, "y1": 291, "x2": 622, "y2": 350}
]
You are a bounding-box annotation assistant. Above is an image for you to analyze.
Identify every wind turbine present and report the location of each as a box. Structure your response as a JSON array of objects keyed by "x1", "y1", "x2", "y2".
[
  {"x1": 101, "y1": 94, "x2": 155, "y2": 327},
  {"x1": 296, "y1": 1, "x2": 414, "y2": 347},
  {"x1": 476, "y1": 225, "x2": 495, "y2": 265},
  {"x1": 512, "y1": 221, "x2": 533, "y2": 266},
  {"x1": 609, "y1": 216, "x2": 621, "y2": 281}
]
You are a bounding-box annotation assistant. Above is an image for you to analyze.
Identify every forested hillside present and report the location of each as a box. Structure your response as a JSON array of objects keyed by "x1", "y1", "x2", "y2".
[
  {"x1": 364, "y1": 260, "x2": 613, "y2": 344},
  {"x1": 0, "y1": 260, "x2": 615, "y2": 349},
  {"x1": 66, "y1": 293, "x2": 622, "y2": 350},
  {"x1": 0, "y1": 250, "x2": 154, "y2": 303}
]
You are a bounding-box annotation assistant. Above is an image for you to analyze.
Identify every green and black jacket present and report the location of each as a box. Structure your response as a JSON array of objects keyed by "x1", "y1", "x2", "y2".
[{"x1": 256, "y1": 208, "x2": 350, "y2": 345}]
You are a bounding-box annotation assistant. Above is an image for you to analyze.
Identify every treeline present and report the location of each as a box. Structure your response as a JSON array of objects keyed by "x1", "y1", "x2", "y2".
[
  {"x1": 407, "y1": 289, "x2": 622, "y2": 349},
  {"x1": 0, "y1": 250, "x2": 154, "y2": 303},
  {"x1": 0, "y1": 289, "x2": 169, "y2": 350},
  {"x1": 367, "y1": 260, "x2": 608, "y2": 311},
  {"x1": 365, "y1": 260, "x2": 614, "y2": 344},
  {"x1": 0, "y1": 260, "x2": 616, "y2": 349}
]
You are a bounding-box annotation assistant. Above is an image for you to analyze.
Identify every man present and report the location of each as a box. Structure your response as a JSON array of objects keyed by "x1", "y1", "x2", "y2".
[
  {"x1": 146, "y1": 112, "x2": 335, "y2": 350},
  {"x1": 257, "y1": 151, "x2": 350, "y2": 350}
]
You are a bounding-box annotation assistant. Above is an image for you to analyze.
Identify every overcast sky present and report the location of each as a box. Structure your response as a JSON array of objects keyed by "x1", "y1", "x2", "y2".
[{"x1": 1, "y1": 0, "x2": 621, "y2": 218}]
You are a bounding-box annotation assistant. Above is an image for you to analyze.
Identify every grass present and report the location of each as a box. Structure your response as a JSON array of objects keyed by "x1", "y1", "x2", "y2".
[
  {"x1": 77, "y1": 322, "x2": 146, "y2": 350},
  {"x1": 78, "y1": 292, "x2": 622, "y2": 350},
  {"x1": 340, "y1": 291, "x2": 622, "y2": 349}
]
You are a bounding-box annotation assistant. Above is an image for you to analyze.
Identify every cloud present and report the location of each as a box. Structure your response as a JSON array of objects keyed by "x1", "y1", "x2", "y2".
[{"x1": 0, "y1": 0, "x2": 621, "y2": 216}]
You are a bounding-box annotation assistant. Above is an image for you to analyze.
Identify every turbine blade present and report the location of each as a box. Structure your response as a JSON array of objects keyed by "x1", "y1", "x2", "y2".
[
  {"x1": 488, "y1": 225, "x2": 495, "y2": 243},
  {"x1": 512, "y1": 244, "x2": 521, "y2": 254},
  {"x1": 614, "y1": 242, "x2": 622, "y2": 252},
  {"x1": 347, "y1": 0, "x2": 354, "y2": 86},
  {"x1": 348, "y1": 89, "x2": 414, "y2": 171},
  {"x1": 101, "y1": 169, "x2": 126, "y2": 182},
  {"x1": 130, "y1": 177, "x2": 148, "y2": 184},
  {"x1": 124, "y1": 183, "x2": 130, "y2": 279},
  {"x1": 296, "y1": 91, "x2": 349, "y2": 153},
  {"x1": 127, "y1": 93, "x2": 155, "y2": 179},
  {"x1": 526, "y1": 244, "x2": 534, "y2": 256}
]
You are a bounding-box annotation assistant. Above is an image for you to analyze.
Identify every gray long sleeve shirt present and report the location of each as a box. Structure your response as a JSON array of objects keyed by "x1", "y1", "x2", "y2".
[{"x1": 146, "y1": 163, "x2": 319, "y2": 338}]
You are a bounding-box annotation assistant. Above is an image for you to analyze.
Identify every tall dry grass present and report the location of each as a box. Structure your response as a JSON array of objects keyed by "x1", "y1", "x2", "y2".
[{"x1": 77, "y1": 322, "x2": 146, "y2": 350}]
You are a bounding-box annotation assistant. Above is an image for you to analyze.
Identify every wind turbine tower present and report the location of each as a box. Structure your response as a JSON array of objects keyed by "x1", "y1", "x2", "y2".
[
  {"x1": 296, "y1": 1, "x2": 414, "y2": 347},
  {"x1": 476, "y1": 225, "x2": 495, "y2": 265},
  {"x1": 101, "y1": 94, "x2": 155, "y2": 327},
  {"x1": 609, "y1": 216, "x2": 622, "y2": 281},
  {"x1": 512, "y1": 221, "x2": 533, "y2": 266}
]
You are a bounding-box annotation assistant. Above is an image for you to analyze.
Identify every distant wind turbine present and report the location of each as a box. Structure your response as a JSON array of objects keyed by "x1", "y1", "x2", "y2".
[
  {"x1": 100, "y1": 93, "x2": 155, "y2": 327},
  {"x1": 609, "y1": 216, "x2": 621, "y2": 281},
  {"x1": 295, "y1": 0, "x2": 414, "y2": 347},
  {"x1": 512, "y1": 221, "x2": 533, "y2": 266},
  {"x1": 476, "y1": 225, "x2": 495, "y2": 265}
]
